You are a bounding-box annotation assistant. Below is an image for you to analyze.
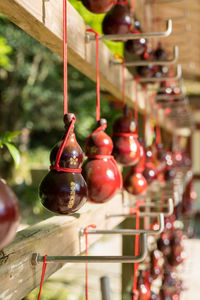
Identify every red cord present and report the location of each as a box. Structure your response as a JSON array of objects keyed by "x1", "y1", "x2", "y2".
[
  {"x1": 50, "y1": 117, "x2": 81, "y2": 173},
  {"x1": 86, "y1": 29, "x2": 100, "y2": 122},
  {"x1": 37, "y1": 255, "x2": 48, "y2": 300},
  {"x1": 85, "y1": 224, "x2": 97, "y2": 300},
  {"x1": 130, "y1": 201, "x2": 141, "y2": 300},
  {"x1": 156, "y1": 108, "x2": 161, "y2": 144},
  {"x1": 143, "y1": 85, "x2": 147, "y2": 141},
  {"x1": 131, "y1": 0, "x2": 135, "y2": 13},
  {"x1": 114, "y1": 54, "x2": 126, "y2": 108},
  {"x1": 63, "y1": 0, "x2": 68, "y2": 115}
]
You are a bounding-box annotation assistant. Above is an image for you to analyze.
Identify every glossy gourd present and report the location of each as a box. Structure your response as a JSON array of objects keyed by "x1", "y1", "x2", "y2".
[
  {"x1": 81, "y1": 0, "x2": 117, "y2": 14},
  {"x1": 39, "y1": 114, "x2": 87, "y2": 214}
]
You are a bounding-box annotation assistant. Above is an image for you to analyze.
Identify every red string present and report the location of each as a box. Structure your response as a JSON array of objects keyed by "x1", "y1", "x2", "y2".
[
  {"x1": 156, "y1": 108, "x2": 162, "y2": 144},
  {"x1": 37, "y1": 255, "x2": 48, "y2": 300},
  {"x1": 63, "y1": 0, "x2": 68, "y2": 115},
  {"x1": 50, "y1": 117, "x2": 81, "y2": 173},
  {"x1": 131, "y1": 0, "x2": 135, "y2": 13},
  {"x1": 143, "y1": 85, "x2": 147, "y2": 141},
  {"x1": 114, "y1": 54, "x2": 126, "y2": 108},
  {"x1": 130, "y1": 201, "x2": 141, "y2": 300},
  {"x1": 85, "y1": 224, "x2": 97, "y2": 300},
  {"x1": 86, "y1": 29, "x2": 100, "y2": 122}
]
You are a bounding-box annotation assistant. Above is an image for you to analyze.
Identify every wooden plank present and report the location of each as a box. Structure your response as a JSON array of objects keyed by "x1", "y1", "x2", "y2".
[{"x1": 0, "y1": 193, "x2": 127, "y2": 300}]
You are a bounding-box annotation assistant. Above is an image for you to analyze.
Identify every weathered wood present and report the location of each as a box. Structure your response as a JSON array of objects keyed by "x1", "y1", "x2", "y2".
[{"x1": 0, "y1": 193, "x2": 126, "y2": 300}]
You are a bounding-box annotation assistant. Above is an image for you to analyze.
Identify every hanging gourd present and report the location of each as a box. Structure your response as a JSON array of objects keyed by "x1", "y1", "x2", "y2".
[
  {"x1": 137, "y1": 270, "x2": 151, "y2": 300},
  {"x1": 102, "y1": 0, "x2": 132, "y2": 36},
  {"x1": 0, "y1": 178, "x2": 20, "y2": 250},
  {"x1": 39, "y1": 0, "x2": 87, "y2": 214},
  {"x1": 124, "y1": 81, "x2": 148, "y2": 195},
  {"x1": 81, "y1": 0, "x2": 117, "y2": 14},
  {"x1": 150, "y1": 249, "x2": 163, "y2": 280},
  {"x1": 82, "y1": 30, "x2": 122, "y2": 203},
  {"x1": 112, "y1": 59, "x2": 141, "y2": 166},
  {"x1": 125, "y1": 20, "x2": 147, "y2": 56}
]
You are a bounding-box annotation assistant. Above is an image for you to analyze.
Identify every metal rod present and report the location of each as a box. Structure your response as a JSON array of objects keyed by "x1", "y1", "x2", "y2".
[
  {"x1": 155, "y1": 94, "x2": 185, "y2": 101},
  {"x1": 86, "y1": 20, "x2": 172, "y2": 42},
  {"x1": 112, "y1": 46, "x2": 178, "y2": 67},
  {"x1": 101, "y1": 277, "x2": 111, "y2": 300},
  {"x1": 84, "y1": 214, "x2": 164, "y2": 235},
  {"x1": 127, "y1": 64, "x2": 182, "y2": 83},
  {"x1": 31, "y1": 233, "x2": 147, "y2": 265},
  {"x1": 152, "y1": 10, "x2": 188, "y2": 22},
  {"x1": 111, "y1": 198, "x2": 173, "y2": 217},
  {"x1": 147, "y1": 0, "x2": 184, "y2": 4}
]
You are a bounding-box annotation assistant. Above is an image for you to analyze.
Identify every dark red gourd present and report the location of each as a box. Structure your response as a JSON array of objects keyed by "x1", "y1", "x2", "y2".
[
  {"x1": 137, "y1": 271, "x2": 151, "y2": 300},
  {"x1": 83, "y1": 119, "x2": 122, "y2": 203},
  {"x1": 112, "y1": 105, "x2": 141, "y2": 166},
  {"x1": 124, "y1": 140, "x2": 148, "y2": 195},
  {"x1": 39, "y1": 114, "x2": 87, "y2": 214},
  {"x1": 102, "y1": 1, "x2": 132, "y2": 36},
  {"x1": 0, "y1": 178, "x2": 20, "y2": 250},
  {"x1": 153, "y1": 42, "x2": 168, "y2": 61},
  {"x1": 125, "y1": 20, "x2": 146, "y2": 56},
  {"x1": 143, "y1": 146, "x2": 157, "y2": 184},
  {"x1": 81, "y1": 0, "x2": 117, "y2": 14},
  {"x1": 136, "y1": 48, "x2": 157, "y2": 79}
]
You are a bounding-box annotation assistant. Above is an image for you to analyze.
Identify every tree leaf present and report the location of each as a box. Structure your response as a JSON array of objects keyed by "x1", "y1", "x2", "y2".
[
  {"x1": 0, "y1": 131, "x2": 21, "y2": 147},
  {"x1": 4, "y1": 142, "x2": 20, "y2": 168}
]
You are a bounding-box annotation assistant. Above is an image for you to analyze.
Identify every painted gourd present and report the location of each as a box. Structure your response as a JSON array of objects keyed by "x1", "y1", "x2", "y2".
[
  {"x1": 81, "y1": 0, "x2": 117, "y2": 14},
  {"x1": 102, "y1": 1, "x2": 132, "y2": 36},
  {"x1": 112, "y1": 105, "x2": 141, "y2": 166},
  {"x1": 83, "y1": 119, "x2": 122, "y2": 203},
  {"x1": 39, "y1": 114, "x2": 87, "y2": 214}
]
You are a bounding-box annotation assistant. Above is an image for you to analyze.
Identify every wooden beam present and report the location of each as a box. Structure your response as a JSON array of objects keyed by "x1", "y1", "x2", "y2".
[{"x1": 0, "y1": 193, "x2": 127, "y2": 300}]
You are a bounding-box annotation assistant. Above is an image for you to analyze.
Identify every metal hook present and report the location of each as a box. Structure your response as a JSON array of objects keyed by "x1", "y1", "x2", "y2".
[
  {"x1": 152, "y1": 10, "x2": 189, "y2": 22},
  {"x1": 99, "y1": 213, "x2": 165, "y2": 235},
  {"x1": 112, "y1": 46, "x2": 178, "y2": 67},
  {"x1": 120, "y1": 198, "x2": 173, "y2": 217},
  {"x1": 86, "y1": 20, "x2": 172, "y2": 43},
  {"x1": 31, "y1": 233, "x2": 147, "y2": 265},
  {"x1": 128, "y1": 64, "x2": 182, "y2": 83},
  {"x1": 147, "y1": 0, "x2": 184, "y2": 4},
  {"x1": 155, "y1": 94, "x2": 185, "y2": 101}
]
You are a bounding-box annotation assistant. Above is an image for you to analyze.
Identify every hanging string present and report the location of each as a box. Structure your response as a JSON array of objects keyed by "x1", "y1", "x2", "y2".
[
  {"x1": 86, "y1": 29, "x2": 100, "y2": 122},
  {"x1": 131, "y1": 0, "x2": 135, "y2": 14},
  {"x1": 85, "y1": 224, "x2": 97, "y2": 300},
  {"x1": 63, "y1": 0, "x2": 68, "y2": 115},
  {"x1": 50, "y1": 116, "x2": 82, "y2": 173},
  {"x1": 114, "y1": 54, "x2": 126, "y2": 109},
  {"x1": 129, "y1": 201, "x2": 142, "y2": 300},
  {"x1": 134, "y1": 76, "x2": 140, "y2": 134},
  {"x1": 143, "y1": 85, "x2": 147, "y2": 142},
  {"x1": 156, "y1": 107, "x2": 162, "y2": 144},
  {"x1": 37, "y1": 255, "x2": 48, "y2": 300}
]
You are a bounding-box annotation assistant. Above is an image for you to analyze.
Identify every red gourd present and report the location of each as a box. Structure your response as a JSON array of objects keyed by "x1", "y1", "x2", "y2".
[
  {"x1": 83, "y1": 119, "x2": 122, "y2": 203},
  {"x1": 81, "y1": 0, "x2": 117, "y2": 14},
  {"x1": 39, "y1": 114, "x2": 87, "y2": 214},
  {"x1": 102, "y1": 1, "x2": 132, "y2": 36},
  {"x1": 0, "y1": 178, "x2": 20, "y2": 250},
  {"x1": 125, "y1": 20, "x2": 146, "y2": 56},
  {"x1": 112, "y1": 105, "x2": 141, "y2": 166},
  {"x1": 137, "y1": 271, "x2": 151, "y2": 300},
  {"x1": 124, "y1": 140, "x2": 148, "y2": 195},
  {"x1": 143, "y1": 146, "x2": 157, "y2": 184}
]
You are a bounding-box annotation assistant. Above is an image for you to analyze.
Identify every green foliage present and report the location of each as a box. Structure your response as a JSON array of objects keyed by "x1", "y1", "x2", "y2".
[
  {"x1": 0, "y1": 36, "x2": 12, "y2": 69},
  {"x1": 0, "y1": 131, "x2": 21, "y2": 167}
]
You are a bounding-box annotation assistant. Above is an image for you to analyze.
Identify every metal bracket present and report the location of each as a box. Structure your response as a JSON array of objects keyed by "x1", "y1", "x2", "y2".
[
  {"x1": 86, "y1": 20, "x2": 172, "y2": 43},
  {"x1": 101, "y1": 213, "x2": 164, "y2": 235},
  {"x1": 155, "y1": 94, "x2": 185, "y2": 101},
  {"x1": 31, "y1": 232, "x2": 147, "y2": 265},
  {"x1": 111, "y1": 46, "x2": 178, "y2": 67},
  {"x1": 128, "y1": 64, "x2": 182, "y2": 83}
]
